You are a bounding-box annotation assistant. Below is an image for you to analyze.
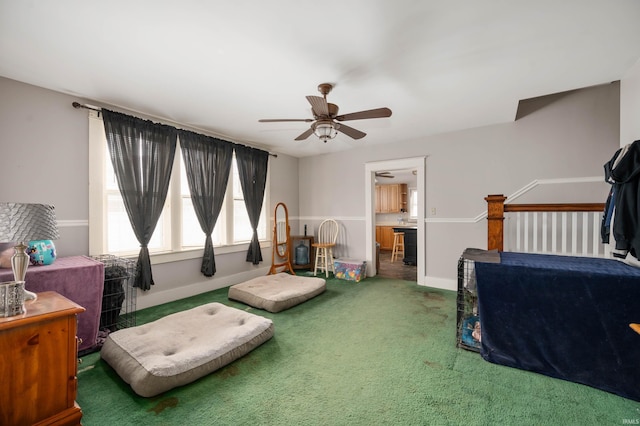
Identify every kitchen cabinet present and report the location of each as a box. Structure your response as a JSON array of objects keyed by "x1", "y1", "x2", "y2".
[
  {"x1": 375, "y1": 184, "x2": 408, "y2": 213},
  {"x1": 376, "y1": 226, "x2": 396, "y2": 251}
]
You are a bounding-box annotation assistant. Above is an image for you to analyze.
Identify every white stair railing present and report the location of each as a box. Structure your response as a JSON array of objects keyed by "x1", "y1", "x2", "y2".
[
  {"x1": 504, "y1": 210, "x2": 607, "y2": 257},
  {"x1": 486, "y1": 194, "x2": 606, "y2": 258}
]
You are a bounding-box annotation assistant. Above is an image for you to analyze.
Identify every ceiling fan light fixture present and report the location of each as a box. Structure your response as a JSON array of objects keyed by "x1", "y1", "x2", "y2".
[
  {"x1": 258, "y1": 84, "x2": 390, "y2": 142},
  {"x1": 313, "y1": 121, "x2": 338, "y2": 142}
]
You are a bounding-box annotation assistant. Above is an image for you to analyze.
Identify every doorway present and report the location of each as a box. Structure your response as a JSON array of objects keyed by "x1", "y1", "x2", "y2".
[
  {"x1": 364, "y1": 157, "x2": 426, "y2": 285},
  {"x1": 374, "y1": 168, "x2": 418, "y2": 281},
  {"x1": 377, "y1": 249, "x2": 418, "y2": 280}
]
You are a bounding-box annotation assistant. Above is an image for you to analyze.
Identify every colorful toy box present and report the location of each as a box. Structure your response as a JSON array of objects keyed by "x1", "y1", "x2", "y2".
[{"x1": 333, "y1": 259, "x2": 367, "y2": 282}]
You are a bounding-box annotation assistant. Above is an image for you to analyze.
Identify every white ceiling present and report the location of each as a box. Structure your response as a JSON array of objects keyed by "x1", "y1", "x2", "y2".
[
  {"x1": 1, "y1": 1, "x2": 639, "y2": 158},
  {"x1": 376, "y1": 170, "x2": 416, "y2": 185}
]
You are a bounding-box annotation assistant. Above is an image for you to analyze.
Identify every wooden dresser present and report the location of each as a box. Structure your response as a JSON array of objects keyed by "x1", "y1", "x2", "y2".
[{"x1": 0, "y1": 291, "x2": 85, "y2": 425}]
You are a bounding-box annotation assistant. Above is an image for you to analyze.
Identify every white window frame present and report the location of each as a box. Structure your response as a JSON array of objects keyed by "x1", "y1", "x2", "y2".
[
  {"x1": 409, "y1": 188, "x2": 418, "y2": 220},
  {"x1": 88, "y1": 111, "x2": 270, "y2": 264}
]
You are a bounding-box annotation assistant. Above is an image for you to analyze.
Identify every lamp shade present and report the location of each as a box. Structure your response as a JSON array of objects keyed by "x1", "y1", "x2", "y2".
[
  {"x1": 0, "y1": 203, "x2": 60, "y2": 243},
  {"x1": 313, "y1": 121, "x2": 338, "y2": 142}
]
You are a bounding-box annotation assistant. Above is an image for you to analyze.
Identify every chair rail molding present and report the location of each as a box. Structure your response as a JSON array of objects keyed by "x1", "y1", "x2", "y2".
[
  {"x1": 57, "y1": 219, "x2": 89, "y2": 227},
  {"x1": 425, "y1": 176, "x2": 602, "y2": 224}
]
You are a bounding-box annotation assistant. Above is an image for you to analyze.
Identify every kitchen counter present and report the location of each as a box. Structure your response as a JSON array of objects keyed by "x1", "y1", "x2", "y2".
[
  {"x1": 392, "y1": 226, "x2": 417, "y2": 265},
  {"x1": 377, "y1": 222, "x2": 417, "y2": 228}
]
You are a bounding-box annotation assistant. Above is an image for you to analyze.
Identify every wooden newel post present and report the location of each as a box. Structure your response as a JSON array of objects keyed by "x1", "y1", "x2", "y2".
[{"x1": 485, "y1": 194, "x2": 507, "y2": 251}]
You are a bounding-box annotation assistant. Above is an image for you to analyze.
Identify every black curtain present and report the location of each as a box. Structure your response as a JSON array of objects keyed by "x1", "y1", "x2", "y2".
[
  {"x1": 234, "y1": 145, "x2": 269, "y2": 264},
  {"x1": 178, "y1": 130, "x2": 233, "y2": 276},
  {"x1": 102, "y1": 109, "x2": 177, "y2": 291}
]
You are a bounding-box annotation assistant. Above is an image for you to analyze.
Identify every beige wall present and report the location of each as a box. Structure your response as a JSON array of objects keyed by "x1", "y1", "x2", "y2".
[{"x1": 621, "y1": 58, "x2": 640, "y2": 148}]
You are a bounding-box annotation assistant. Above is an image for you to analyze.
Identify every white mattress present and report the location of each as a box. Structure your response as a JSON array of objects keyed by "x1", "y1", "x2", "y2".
[
  {"x1": 101, "y1": 302, "x2": 274, "y2": 397},
  {"x1": 228, "y1": 273, "x2": 326, "y2": 312}
]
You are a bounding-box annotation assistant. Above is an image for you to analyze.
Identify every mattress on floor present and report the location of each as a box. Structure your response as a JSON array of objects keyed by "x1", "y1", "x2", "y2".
[
  {"x1": 100, "y1": 302, "x2": 274, "y2": 397},
  {"x1": 228, "y1": 273, "x2": 326, "y2": 313}
]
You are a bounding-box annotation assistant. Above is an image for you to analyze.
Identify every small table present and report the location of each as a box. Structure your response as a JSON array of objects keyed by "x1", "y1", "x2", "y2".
[{"x1": 289, "y1": 235, "x2": 315, "y2": 271}]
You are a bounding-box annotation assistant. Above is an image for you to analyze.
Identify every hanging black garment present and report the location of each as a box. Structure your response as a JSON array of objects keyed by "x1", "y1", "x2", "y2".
[{"x1": 604, "y1": 140, "x2": 640, "y2": 260}]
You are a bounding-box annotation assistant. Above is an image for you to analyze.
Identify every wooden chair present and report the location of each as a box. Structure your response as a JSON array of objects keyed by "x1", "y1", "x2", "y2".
[
  {"x1": 391, "y1": 232, "x2": 405, "y2": 262},
  {"x1": 312, "y1": 219, "x2": 339, "y2": 277}
]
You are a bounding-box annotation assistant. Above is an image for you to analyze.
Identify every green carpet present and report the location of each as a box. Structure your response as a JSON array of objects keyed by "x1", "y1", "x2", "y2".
[{"x1": 77, "y1": 275, "x2": 640, "y2": 425}]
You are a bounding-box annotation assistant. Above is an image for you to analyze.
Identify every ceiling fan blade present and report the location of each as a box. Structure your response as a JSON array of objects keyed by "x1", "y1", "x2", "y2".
[
  {"x1": 336, "y1": 123, "x2": 366, "y2": 140},
  {"x1": 306, "y1": 95, "x2": 329, "y2": 117},
  {"x1": 259, "y1": 118, "x2": 313, "y2": 122},
  {"x1": 294, "y1": 128, "x2": 315, "y2": 141},
  {"x1": 335, "y1": 107, "x2": 392, "y2": 121}
]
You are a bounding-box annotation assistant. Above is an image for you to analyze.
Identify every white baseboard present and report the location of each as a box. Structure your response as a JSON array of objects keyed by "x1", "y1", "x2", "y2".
[
  {"x1": 420, "y1": 275, "x2": 456, "y2": 292},
  {"x1": 135, "y1": 269, "x2": 456, "y2": 310},
  {"x1": 136, "y1": 267, "x2": 271, "y2": 310}
]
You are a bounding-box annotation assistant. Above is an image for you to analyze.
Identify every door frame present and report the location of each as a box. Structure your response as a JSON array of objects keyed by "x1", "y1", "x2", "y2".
[{"x1": 365, "y1": 157, "x2": 426, "y2": 285}]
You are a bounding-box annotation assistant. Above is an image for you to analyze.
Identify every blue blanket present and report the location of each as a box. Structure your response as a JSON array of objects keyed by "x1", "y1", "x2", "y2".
[{"x1": 475, "y1": 252, "x2": 640, "y2": 401}]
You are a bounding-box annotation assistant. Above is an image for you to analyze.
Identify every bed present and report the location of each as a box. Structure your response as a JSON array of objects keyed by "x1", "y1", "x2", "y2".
[
  {"x1": 472, "y1": 194, "x2": 640, "y2": 401},
  {"x1": 228, "y1": 272, "x2": 326, "y2": 313},
  {"x1": 101, "y1": 302, "x2": 274, "y2": 397}
]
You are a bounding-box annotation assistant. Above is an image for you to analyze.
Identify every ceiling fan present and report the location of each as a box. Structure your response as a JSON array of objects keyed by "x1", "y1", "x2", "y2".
[
  {"x1": 258, "y1": 83, "x2": 392, "y2": 142},
  {"x1": 375, "y1": 171, "x2": 394, "y2": 178}
]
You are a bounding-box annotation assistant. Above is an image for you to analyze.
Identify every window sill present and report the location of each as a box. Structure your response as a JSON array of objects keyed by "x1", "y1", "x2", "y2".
[{"x1": 104, "y1": 241, "x2": 272, "y2": 266}]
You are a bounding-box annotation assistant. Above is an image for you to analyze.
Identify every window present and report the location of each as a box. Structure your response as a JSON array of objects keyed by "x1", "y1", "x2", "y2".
[
  {"x1": 88, "y1": 112, "x2": 268, "y2": 261},
  {"x1": 409, "y1": 188, "x2": 418, "y2": 219}
]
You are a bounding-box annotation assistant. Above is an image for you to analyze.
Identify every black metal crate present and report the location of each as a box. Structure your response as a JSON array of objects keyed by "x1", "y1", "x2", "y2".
[
  {"x1": 91, "y1": 254, "x2": 136, "y2": 334},
  {"x1": 456, "y1": 253, "x2": 481, "y2": 352}
]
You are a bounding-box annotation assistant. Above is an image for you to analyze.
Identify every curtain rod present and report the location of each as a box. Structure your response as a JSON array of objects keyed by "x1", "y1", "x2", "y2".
[
  {"x1": 72, "y1": 101, "x2": 278, "y2": 157},
  {"x1": 72, "y1": 101, "x2": 101, "y2": 112}
]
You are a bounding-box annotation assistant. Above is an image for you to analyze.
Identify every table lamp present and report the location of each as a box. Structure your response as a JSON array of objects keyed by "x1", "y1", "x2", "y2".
[{"x1": 0, "y1": 202, "x2": 60, "y2": 302}]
